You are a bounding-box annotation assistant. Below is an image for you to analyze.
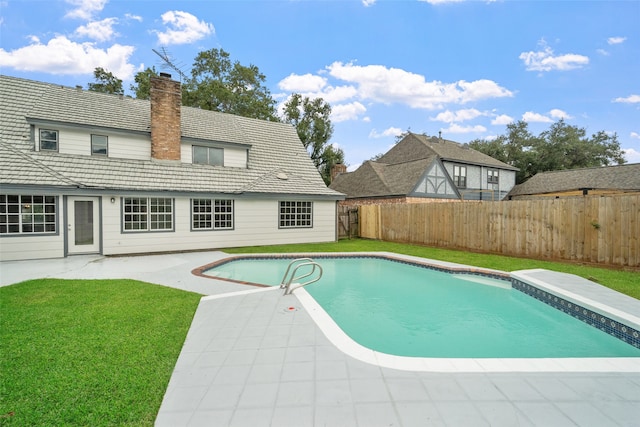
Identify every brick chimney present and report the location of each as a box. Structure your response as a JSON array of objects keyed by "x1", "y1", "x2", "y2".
[
  {"x1": 331, "y1": 163, "x2": 347, "y2": 182},
  {"x1": 150, "y1": 73, "x2": 181, "y2": 161}
]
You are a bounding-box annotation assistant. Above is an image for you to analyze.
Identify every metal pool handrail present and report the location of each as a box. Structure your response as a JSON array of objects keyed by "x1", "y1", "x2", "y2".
[{"x1": 280, "y1": 258, "x2": 323, "y2": 295}]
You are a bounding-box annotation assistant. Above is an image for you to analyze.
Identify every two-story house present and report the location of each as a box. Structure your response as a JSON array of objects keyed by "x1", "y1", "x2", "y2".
[
  {"x1": 330, "y1": 132, "x2": 518, "y2": 205},
  {"x1": 0, "y1": 74, "x2": 344, "y2": 261}
]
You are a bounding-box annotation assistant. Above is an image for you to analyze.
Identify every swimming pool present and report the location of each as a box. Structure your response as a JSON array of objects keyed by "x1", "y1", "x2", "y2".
[{"x1": 200, "y1": 254, "x2": 640, "y2": 359}]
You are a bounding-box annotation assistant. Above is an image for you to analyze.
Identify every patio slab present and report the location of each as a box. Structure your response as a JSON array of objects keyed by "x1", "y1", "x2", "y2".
[{"x1": 2, "y1": 251, "x2": 639, "y2": 426}]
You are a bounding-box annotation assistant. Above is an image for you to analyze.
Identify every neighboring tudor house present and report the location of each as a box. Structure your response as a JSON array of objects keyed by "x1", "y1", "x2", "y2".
[
  {"x1": 507, "y1": 163, "x2": 640, "y2": 200},
  {"x1": 330, "y1": 132, "x2": 518, "y2": 205},
  {"x1": 0, "y1": 74, "x2": 343, "y2": 261}
]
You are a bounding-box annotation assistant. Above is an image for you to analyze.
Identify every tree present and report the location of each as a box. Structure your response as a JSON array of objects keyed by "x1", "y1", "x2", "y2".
[
  {"x1": 130, "y1": 67, "x2": 159, "y2": 100},
  {"x1": 282, "y1": 93, "x2": 344, "y2": 184},
  {"x1": 469, "y1": 120, "x2": 625, "y2": 184},
  {"x1": 182, "y1": 48, "x2": 278, "y2": 121},
  {"x1": 87, "y1": 67, "x2": 123, "y2": 95}
]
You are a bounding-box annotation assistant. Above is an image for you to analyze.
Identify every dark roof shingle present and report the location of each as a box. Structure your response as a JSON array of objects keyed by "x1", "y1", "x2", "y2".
[{"x1": 507, "y1": 164, "x2": 640, "y2": 196}]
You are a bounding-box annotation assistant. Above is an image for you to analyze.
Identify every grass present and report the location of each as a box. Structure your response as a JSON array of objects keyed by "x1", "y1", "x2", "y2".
[
  {"x1": 0, "y1": 279, "x2": 201, "y2": 427},
  {"x1": 0, "y1": 239, "x2": 637, "y2": 426},
  {"x1": 222, "y1": 238, "x2": 640, "y2": 299}
]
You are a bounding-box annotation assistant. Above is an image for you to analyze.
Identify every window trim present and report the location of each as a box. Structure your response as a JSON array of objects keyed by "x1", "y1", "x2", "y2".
[
  {"x1": 0, "y1": 194, "x2": 58, "y2": 235},
  {"x1": 453, "y1": 165, "x2": 467, "y2": 189},
  {"x1": 487, "y1": 168, "x2": 499, "y2": 184},
  {"x1": 191, "y1": 198, "x2": 235, "y2": 231},
  {"x1": 39, "y1": 129, "x2": 59, "y2": 151},
  {"x1": 122, "y1": 197, "x2": 174, "y2": 233},
  {"x1": 193, "y1": 145, "x2": 224, "y2": 166},
  {"x1": 279, "y1": 201, "x2": 313, "y2": 229},
  {"x1": 91, "y1": 134, "x2": 108, "y2": 156}
]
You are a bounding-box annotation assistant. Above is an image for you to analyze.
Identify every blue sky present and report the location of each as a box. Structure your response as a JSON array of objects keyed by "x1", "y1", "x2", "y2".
[{"x1": 1, "y1": 0, "x2": 639, "y2": 169}]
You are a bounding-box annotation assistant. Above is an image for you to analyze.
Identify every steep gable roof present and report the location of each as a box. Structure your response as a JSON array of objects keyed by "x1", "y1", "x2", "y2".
[
  {"x1": 0, "y1": 75, "x2": 342, "y2": 198},
  {"x1": 379, "y1": 133, "x2": 518, "y2": 171},
  {"x1": 330, "y1": 157, "x2": 435, "y2": 198},
  {"x1": 507, "y1": 163, "x2": 640, "y2": 197}
]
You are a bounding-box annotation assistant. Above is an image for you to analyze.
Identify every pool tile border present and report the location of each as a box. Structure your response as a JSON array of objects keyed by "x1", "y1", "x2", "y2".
[
  {"x1": 512, "y1": 278, "x2": 640, "y2": 350},
  {"x1": 193, "y1": 252, "x2": 640, "y2": 366}
]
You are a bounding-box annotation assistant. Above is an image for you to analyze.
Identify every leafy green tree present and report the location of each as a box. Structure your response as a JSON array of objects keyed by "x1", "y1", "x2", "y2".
[
  {"x1": 469, "y1": 120, "x2": 625, "y2": 184},
  {"x1": 282, "y1": 93, "x2": 344, "y2": 184},
  {"x1": 130, "y1": 67, "x2": 159, "y2": 100},
  {"x1": 183, "y1": 48, "x2": 278, "y2": 121},
  {"x1": 87, "y1": 67, "x2": 123, "y2": 95}
]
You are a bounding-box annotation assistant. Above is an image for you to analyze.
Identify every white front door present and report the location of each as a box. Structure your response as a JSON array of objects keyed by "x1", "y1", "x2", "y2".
[{"x1": 67, "y1": 196, "x2": 100, "y2": 254}]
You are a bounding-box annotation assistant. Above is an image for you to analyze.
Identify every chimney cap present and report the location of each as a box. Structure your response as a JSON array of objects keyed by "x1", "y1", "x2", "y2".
[{"x1": 159, "y1": 72, "x2": 172, "y2": 79}]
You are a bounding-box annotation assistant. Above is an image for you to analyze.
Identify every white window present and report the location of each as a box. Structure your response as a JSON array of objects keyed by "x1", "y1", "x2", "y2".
[
  {"x1": 453, "y1": 165, "x2": 467, "y2": 188},
  {"x1": 487, "y1": 169, "x2": 499, "y2": 184},
  {"x1": 91, "y1": 134, "x2": 108, "y2": 156},
  {"x1": 192, "y1": 199, "x2": 234, "y2": 230},
  {"x1": 279, "y1": 201, "x2": 312, "y2": 228},
  {"x1": 0, "y1": 195, "x2": 57, "y2": 234},
  {"x1": 193, "y1": 146, "x2": 223, "y2": 166},
  {"x1": 123, "y1": 197, "x2": 173, "y2": 232},
  {"x1": 40, "y1": 129, "x2": 58, "y2": 151}
]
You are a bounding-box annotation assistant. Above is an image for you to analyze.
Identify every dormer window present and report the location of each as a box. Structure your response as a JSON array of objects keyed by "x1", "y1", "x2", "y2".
[
  {"x1": 91, "y1": 135, "x2": 108, "y2": 156},
  {"x1": 40, "y1": 129, "x2": 58, "y2": 151},
  {"x1": 193, "y1": 146, "x2": 223, "y2": 166}
]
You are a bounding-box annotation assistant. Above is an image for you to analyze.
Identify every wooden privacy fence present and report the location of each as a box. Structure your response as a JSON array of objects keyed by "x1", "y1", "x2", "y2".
[
  {"x1": 358, "y1": 194, "x2": 640, "y2": 268},
  {"x1": 337, "y1": 205, "x2": 359, "y2": 239}
]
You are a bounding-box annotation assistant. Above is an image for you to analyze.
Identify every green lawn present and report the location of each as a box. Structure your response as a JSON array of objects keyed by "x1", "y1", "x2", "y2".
[
  {"x1": 223, "y1": 238, "x2": 640, "y2": 299},
  {"x1": 1, "y1": 239, "x2": 637, "y2": 426},
  {"x1": 0, "y1": 279, "x2": 201, "y2": 427}
]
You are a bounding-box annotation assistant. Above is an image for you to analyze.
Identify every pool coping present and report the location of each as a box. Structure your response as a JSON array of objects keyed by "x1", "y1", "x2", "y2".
[{"x1": 195, "y1": 251, "x2": 640, "y2": 373}]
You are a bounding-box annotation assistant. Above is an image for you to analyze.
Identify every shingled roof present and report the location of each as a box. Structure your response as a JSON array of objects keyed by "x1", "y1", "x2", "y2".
[
  {"x1": 329, "y1": 132, "x2": 516, "y2": 199},
  {"x1": 330, "y1": 157, "x2": 435, "y2": 198},
  {"x1": 0, "y1": 75, "x2": 342, "y2": 198},
  {"x1": 379, "y1": 133, "x2": 519, "y2": 171},
  {"x1": 507, "y1": 163, "x2": 640, "y2": 197}
]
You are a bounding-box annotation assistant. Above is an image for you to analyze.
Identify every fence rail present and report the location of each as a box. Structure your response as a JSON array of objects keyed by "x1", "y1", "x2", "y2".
[{"x1": 358, "y1": 194, "x2": 639, "y2": 268}]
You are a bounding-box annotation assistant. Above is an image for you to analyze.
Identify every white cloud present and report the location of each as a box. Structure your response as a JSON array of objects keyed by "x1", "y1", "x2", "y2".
[
  {"x1": 362, "y1": 0, "x2": 376, "y2": 6},
  {"x1": 522, "y1": 111, "x2": 554, "y2": 123},
  {"x1": 607, "y1": 36, "x2": 627, "y2": 45},
  {"x1": 277, "y1": 62, "x2": 512, "y2": 123},
  {"x1": 492, "y1": 114, "x2": 513, "y2": 125},
  {"x1": 278, "y1": 73, "x2": 327, "y2": 92},
  {"x1": 155, "y1": 11, "x2": 214, "y2": 45},
  {"x1": 369, "y1": 127, "x2": 404, "y2": 138},
  {"x1": 549, "y1": 109, "x2": 572, "y2": 120},
  {"x1": 597, "y1": 49, "x2": 610, "y2": 56},
  {"x1": 623, "y1": 148, "x2": 640, "y2": 163},
  {"x1": 348, "y1": 163, "x2": 361, "y2": 172},
  {"x1": 441, "y1": 123, "x2": 487, "y2": 134},
  {"x1": 631, "y1": 132, "x2": 640, "y2": 139},
  {"x1": 331, "y1": 102, "x2": 367, "y2": 123},
  {"x1": 613, "y1": 94, "x2": 640, "y2": 104},
  {"x1": 431, "y1": 108, "x2": 484, "y2": 123},
  {"x1": 75, "y1": 18, "x2": 118, "y2": 42},
  {"x1": 0, "y1": 35, "x2": 137, "y2": 79},
  {"x1": 125, "y1": 13, "x2": 143, "y2": 22},
  {"x1": 519, "y1": 40, "x2": 589, "y2": 72},
  {"x1": 65, "y1": 0, "x2": 107, "y2": 20},
  {"x1": 325, "y1": 61, "x2": 512, "y2": 109}
]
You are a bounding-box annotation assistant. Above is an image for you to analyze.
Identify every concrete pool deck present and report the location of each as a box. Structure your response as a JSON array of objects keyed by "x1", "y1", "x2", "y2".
[{"x1": 1, "y1": 251, "x2": 639, "y2": 426}]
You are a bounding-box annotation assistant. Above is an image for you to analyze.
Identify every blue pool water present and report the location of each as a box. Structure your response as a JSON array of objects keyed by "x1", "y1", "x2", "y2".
[{"x1": 205, "y1": 256, "x2": 640, "y2": 358}]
